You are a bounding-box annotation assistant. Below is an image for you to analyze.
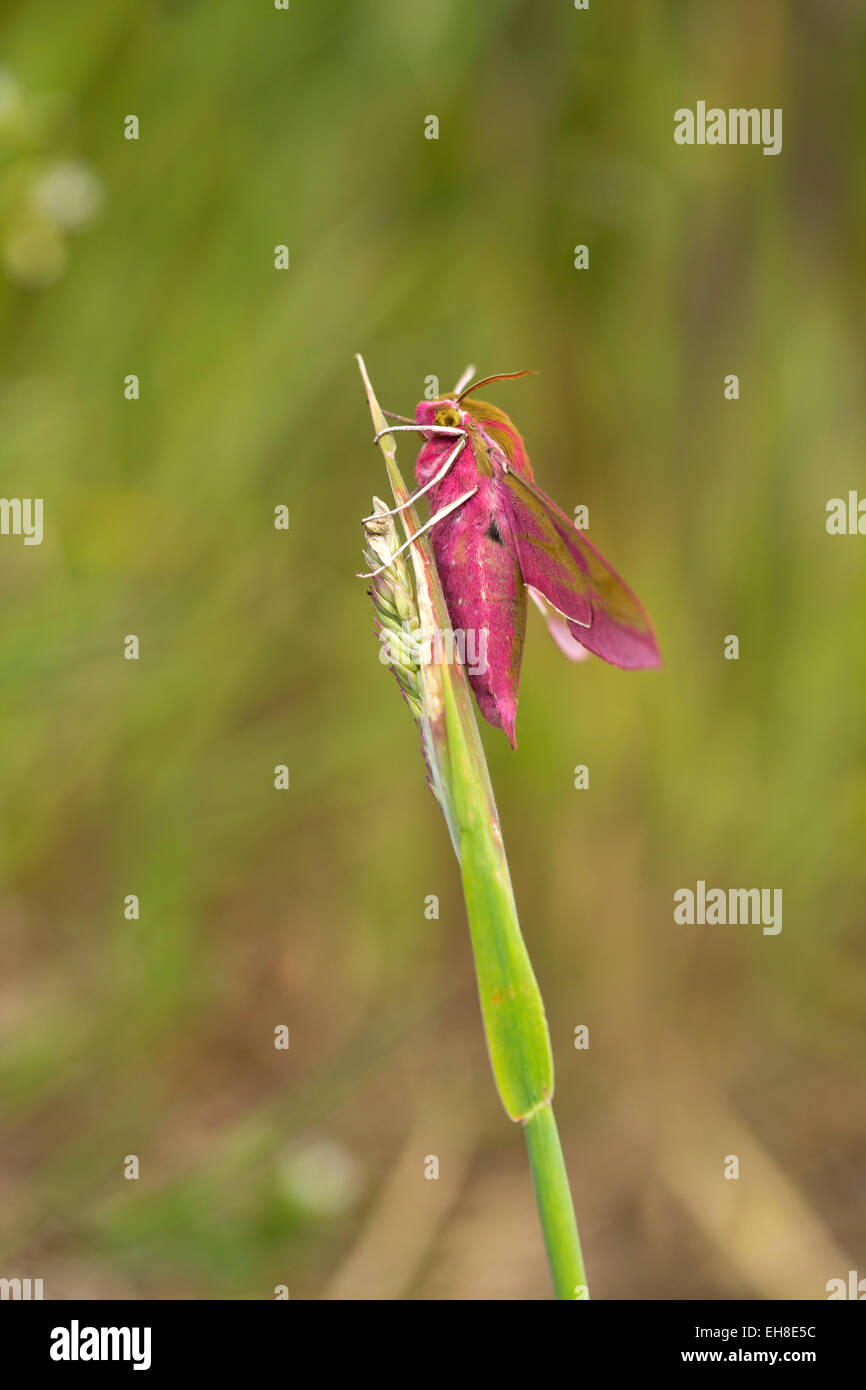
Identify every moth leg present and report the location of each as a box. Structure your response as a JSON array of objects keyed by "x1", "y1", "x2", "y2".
[
  {"x1": 372, "y1": 423, "x2": 465, "y2": 446},
  {"x1": 357, "y1": 487, "x2": 478, "y2": 579},
  {"x1": 361, "y1": 436, "x2": 467, "y2": 523}
]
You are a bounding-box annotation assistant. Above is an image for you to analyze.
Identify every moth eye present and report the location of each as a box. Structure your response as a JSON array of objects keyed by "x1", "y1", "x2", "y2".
[{"x1": 434, "y1": 407, "x2": 460, "y2": 429}]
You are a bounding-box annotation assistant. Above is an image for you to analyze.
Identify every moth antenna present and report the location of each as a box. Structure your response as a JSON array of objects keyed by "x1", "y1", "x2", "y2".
[
  {"x1": 456, "y1": 369, "x2": 538, "y2": 403},
  {"x1": 452, "y1": 363, "x2": 477, "y2": 395}
]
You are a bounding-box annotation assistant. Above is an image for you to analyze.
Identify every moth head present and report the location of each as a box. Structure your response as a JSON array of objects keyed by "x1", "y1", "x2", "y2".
[{"x1": 433, "y1": 403, "x2": 461, "y2": 429}]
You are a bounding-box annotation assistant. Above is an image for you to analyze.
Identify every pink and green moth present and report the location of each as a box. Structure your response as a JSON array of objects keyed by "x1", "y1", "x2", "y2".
[{"x1": 364, "y1": 368, "x2": 661, "y2": 747}]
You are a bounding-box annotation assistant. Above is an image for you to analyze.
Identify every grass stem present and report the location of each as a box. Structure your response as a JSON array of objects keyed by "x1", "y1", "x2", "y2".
[{"x1": 358, "y1": 355, "x2": 589, "y2": 1299}]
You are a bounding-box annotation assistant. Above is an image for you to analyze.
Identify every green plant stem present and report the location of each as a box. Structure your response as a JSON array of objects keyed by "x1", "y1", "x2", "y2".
[
  {"x1": 524, "y1": 1103, "x2": 588, "y2": 1299},
  {"x1": 358, "y1": 354, "x2": 589, "y2": 1300}
]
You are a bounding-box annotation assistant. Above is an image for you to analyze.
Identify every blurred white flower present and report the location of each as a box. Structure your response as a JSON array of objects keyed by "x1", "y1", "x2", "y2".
[
  {"x1": 279, "y1": 1139, "x2": 363, "y2": 1216},
  {"x1": 33, "y1": 160, "x2": 104, "y2": 231},
  {"x1": 0, "y1": 67, "x2": 103, "y2": 287}
]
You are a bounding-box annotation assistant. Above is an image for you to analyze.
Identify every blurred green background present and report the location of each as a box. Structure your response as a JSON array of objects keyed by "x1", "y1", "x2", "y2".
[{"x1": 0, "y1": 0, "x2": 864, "y2": 1300}]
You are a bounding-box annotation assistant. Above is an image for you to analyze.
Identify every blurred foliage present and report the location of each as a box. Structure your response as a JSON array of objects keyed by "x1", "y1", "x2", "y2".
[{"x1": 0, "y1": 0, "x2": 864, "y2": 1299}]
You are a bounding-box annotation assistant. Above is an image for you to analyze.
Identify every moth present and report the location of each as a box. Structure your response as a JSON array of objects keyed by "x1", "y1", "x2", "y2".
[{"x1": 362, "y1": 369, "x2": 661, "y2": 747}]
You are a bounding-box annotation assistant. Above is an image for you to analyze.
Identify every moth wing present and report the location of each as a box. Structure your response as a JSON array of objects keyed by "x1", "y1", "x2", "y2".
[
  {"x1": 527, "y1": 587, "x2": 592, "y2": 662},
  {"x1": 500, "y1": 469, "x2": 661, "y2": 669},
  {"x1": 497, "y1": 471, "x2": 594, "y2": 629}
]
